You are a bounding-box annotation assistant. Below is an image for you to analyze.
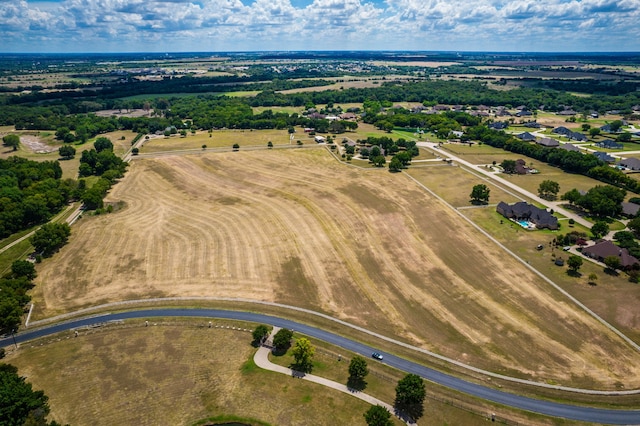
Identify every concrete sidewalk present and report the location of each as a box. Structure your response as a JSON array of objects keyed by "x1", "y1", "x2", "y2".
[{"x1": 254, "y1": 328, "x2": 416, "y2": 425}]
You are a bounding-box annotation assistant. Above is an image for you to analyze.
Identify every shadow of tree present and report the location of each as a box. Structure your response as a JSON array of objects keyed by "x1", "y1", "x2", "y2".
[{"x1": 346, "y1": 377, "x2": 367, "y2": 392}]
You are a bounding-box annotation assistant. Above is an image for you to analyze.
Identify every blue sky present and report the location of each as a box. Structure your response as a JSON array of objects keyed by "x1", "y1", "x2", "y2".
[{"x1": 1, "y1": 0, "x2": 638, "y2": 52}]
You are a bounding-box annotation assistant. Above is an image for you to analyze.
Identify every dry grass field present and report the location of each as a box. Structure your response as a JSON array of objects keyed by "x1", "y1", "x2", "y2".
[
  {"x1": 6, "y1": 324, "x2": 405, "y2": 426},
  {"x1": 32, "y1": 147, "x2": 640, "y2": 389},
  {"x1": 140, "y1": 129, "x2": 303, "y2": 153}
]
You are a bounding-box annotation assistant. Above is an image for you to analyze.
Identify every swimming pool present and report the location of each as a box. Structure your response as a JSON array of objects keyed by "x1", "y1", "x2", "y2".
[{"x1": 516, "y1": 220, "x2": 534, "y2": 229}]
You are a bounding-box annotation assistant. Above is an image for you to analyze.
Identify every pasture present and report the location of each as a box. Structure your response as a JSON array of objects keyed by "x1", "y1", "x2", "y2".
[{"x1": 32, "y1": 148, "x2": 640, "y2": 389}]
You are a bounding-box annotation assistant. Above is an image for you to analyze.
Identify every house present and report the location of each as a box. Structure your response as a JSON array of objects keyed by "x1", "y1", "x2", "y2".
[
  {"x1": 596, "y1": 139, "x2": 624, "y2": 149},
  {"x1": 488, "y1": 122, "x2": 508, "y2": 130},
  {"x1": 592, "y1": 151, "x2": 616, "y2": 163},
  {"x1": 619, "y1": 158, "x2": 640, "y2": 170},
  {"x1": 557, "y1": 109, "x2": 577, "y2": 116},
  {"x1": 582, "y1": 240, "x2": 640, "y2": 269},
  {"x1": 515, "y1": 159, "x2": 531, "y2": 175},
  {"x1": 621, "y1": 202, "x2": 640, "y2": 217},
  {"x1": 600, "y1": 124, "x2": 613, "y2": 133},
  {"x1": 536, "y1": 137, "x2": 560, "y2": 148},
  {"x1": 517, "y1": 132, "x2": 537, "y2": 141},
  {"x1": 523, "y1": 122, "x2": 541, "y2": 128},
  {"x1": 569, "y1": 132, "x2": 587, "y2": 141},
  {"x1": 451, "y1": 130, "x2": 464, "y2": 138},
  {"x1": 496, "y1": 201, "x2": 558, "y2": 230},
  {"x1": 552, "y1": 126, "x2": 572, "y2": 136},
  {"x1": 314, "y1": 135, "x2": 326, "y2": 143},
  {"x1": 559, "y1": 143, "x2": 581, "y2": 152}
]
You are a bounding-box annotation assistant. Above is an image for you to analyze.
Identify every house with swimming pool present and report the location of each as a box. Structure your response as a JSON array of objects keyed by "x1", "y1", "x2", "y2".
[{"x1": 496, "y1": 201, "x2": 559, "y2": 230}]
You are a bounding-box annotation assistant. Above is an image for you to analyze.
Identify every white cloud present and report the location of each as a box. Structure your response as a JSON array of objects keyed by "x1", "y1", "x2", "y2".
[{"x1": 0, "y1": 0, "x2": 638, "y2": 51}]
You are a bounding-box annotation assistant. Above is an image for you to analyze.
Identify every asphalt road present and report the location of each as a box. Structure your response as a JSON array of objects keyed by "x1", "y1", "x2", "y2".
[{"x1": 2, "y1": 309, "x2": 640, "y2": 425}]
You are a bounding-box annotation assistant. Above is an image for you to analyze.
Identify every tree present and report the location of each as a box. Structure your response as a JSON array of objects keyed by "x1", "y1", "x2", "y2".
[
  {"x1": 614, "y1": 131, "x2": 631, "y2": 143},
  {"x1": 29, "y1": 223, "x2": 71, "y2": 257},
  {"x1": 372, "y1": 155, "x2": 386, "y2": 167},
  {"x1": 58, "y1": 145, "x2": 76, "y2": 160},
  {"x1": 567, "y1": 255, "x2": 583, "y2": 273},
  {"x1": 348, "y1": 356, "x2": 369, "y2": 390},
  {"x1": 609, "y1": 120, "x2": 624, "y2": 132},
  {"x1": 94, "y1": 137, "x2": 113, "y2": 153},
  {"x1": 267, "y1": 141, "x2": 273, "y2": 149},
  {"x1": 591, "y1": 221, "x2": 610, "y2": 239},
  {"x1": 363, "y1": 405, "x2": 393, "y2": 426},
  {"x1": 2, "y1": 134, "x2": 20, "y2": 151},
  {"x1": 132, "y1": 147, "x2": 139, "y2": 155},
  {"x1": 604, "y1": 255, "x2": 621, "y2": 272},
  {"x1": 272, "y1": 328, "x2": 293, "y2": 352},
  {"x1": 500, "y1": 159, "x2": 516, "y2": 174},
  {"x1": 577, "y1": 185, "x2": 625, "y2": 218},
  {"x1": 252, "y1": 325, "x2": 270, "y2": 346},
  {"x1": 538, "y1": 180, "x2": 560, "y2": 200},
  {"x1": 588, "y1": 273, "x2": 598, "y2": 285},
  {"x1": 581, "y1": 123, "x2": 591, "y2": 131},
  {"x1": 0, "y1": 363, "x2": 60, "y2": 426},
  {"x1": 394, "y1": 373, "x2": 426, "y2": 421},
  {"x1": 291, "y1": 337, "x2": 315, "y2": 373},
  {"x1": 561, "y1": 188, "x2": 582, "y2": 205},
  {"x1": 629, "y1": 217, "x2": 640, "y2": 237},
  {"x1": 389, "y1": 157, "x2": 402, "y2": 172},
  {"x1": 470, "y1": 184, "x2": 490, "y2": 204},
  {"x1": 232, "y1": 143, "x2": 240, "y2": 151},
  {"x1": 589, "y1": 128, "x2": 601, "y2": 138},
  {"x1": 11, "y1": 260, "x2": 37, "y2": 280}
]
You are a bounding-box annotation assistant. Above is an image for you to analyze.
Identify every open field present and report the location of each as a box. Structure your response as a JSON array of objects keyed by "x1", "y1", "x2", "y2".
[
  {"x1": 0, "y1": 129, "x2": 137, "y2": 179},
  {"x1": 139, "y1": 129, "x2": 304, "y2": 153},
  {"x1": 406, "y1": 165, "x2": 522, "y2": 208},
  {"x1": 438, "y1": 143, "x2": 607, "y2": 194},
  {"x1": 7, "y1": 321, "x2": 570, "y2": 426},
  {"x1": 5, "y1": 323, "x2": 403, "y2": 426},
  {"x1": 32, "y1": 148, "x2": 640, "y2": 388}
]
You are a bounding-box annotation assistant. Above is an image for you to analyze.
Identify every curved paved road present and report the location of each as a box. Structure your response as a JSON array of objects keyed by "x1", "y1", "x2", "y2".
[{"x1": 2, "y1": 308, "x2": 640, "y2": 425}]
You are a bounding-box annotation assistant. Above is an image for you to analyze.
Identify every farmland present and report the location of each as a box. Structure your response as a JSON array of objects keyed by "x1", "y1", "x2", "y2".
[{"x1": 32, "y1": 147, "x2": 640, "y2": 389}]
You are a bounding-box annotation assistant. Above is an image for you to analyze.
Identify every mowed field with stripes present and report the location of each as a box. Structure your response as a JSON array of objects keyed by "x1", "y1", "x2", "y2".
[{"x1": 33, "y1": 147, "x2": 640, "y2": 389}]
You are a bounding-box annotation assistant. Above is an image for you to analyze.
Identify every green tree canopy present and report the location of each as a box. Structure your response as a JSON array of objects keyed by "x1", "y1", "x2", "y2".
[
  {"x1": 538, "y1": 180, "x2": 560, "y2": 200},
  {"x1": 251, "y1": 324, "x2": 270, "y2": 345},
  {"x1": 94, "y1": 137, "x2": 113, "y2": 153},
  {"x1": 29, "y1": 223, "x2": 71, "y2": 257},
  {"x1": 58, "y1": 145, "x2": 76, "y2": 160},
  {"x1": 272, "y1": 328, "x2": 293, "y2": 352},
  {"x1": 561, "y1": 188, "x2": 582, "y2": 205},
  {"x1": 591, "y1": 221, "x2": 610, "y2": 239},
  {"x1": 0, "y1": 363, "x2": 54, "y2": 426},
  {"x1": 470, "y1": 184, "x2": 490, "y2": 204},
  {"x1": 2, "y1": 134, "x2": 20, "y2": 151},
  {"x1": 567, "y1": 255, "x2": 583, "y2": 273},
  {"x1": 577, "y1": 185, "x2": 626, "y2": 218},
  {"x1": 604, "y1": 255, "x2": 621, "y2": 271},
  {"x1": 291, "y1": 337, "x2": 315, "y2": 373},
  {"x1": 500, "y1": 159, "x2": 516, "y2": 174},
  {"x1": 363, "y1": 405, "x2": 393, "y2": 426},
  {"x1": 11, "y1": 260, "x2": 37, "y2": 281},
  {"x1": 394, "y1": 373, "x2": 426, "y2": 421}
]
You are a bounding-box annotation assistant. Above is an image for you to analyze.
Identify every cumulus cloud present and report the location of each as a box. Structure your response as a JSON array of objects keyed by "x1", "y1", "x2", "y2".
[{"x1": 0, "y1": 0, "x2": 637, "y2": 51}]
